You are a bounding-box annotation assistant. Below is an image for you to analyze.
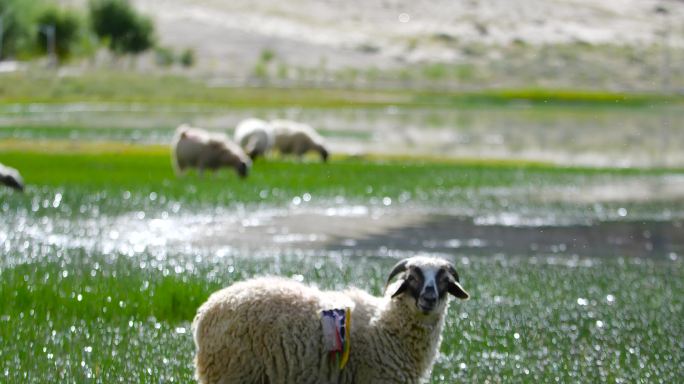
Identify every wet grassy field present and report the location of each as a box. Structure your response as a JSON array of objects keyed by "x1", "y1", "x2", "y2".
[
  {"x1": 1, "y1": 70, "x2": 683, "y2": 382},
  {"x1": 1, "y1": 143, "x2": 683, "y2": 382},
  {"x1": 2, "y1": 249, "x2": 681, "y2": 382}
]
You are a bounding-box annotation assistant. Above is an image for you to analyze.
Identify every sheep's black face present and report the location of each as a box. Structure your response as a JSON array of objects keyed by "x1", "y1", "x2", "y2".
[
  {"x1": 236, "y1": 161, "x2": 249, "y2": 178},
  {"x1": 1, "y1": 173, "x2": 24, "y2": 191},
  {"x1": 401, "y1": 266, "x2": 448, "y2": 314},
  {"x1": 386, "y1": 257, "x2": 469, "y2": 315},
  {"x1": 219, "y1": 149, "x2": 249, "y2": 178},
  {"x1": 247, "y1": 149, "x2": 261, "y2": 160}
]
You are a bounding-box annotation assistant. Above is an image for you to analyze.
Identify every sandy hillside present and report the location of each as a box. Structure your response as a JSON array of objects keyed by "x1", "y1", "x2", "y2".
[
  {"x1": 131, "y1": 0, "x2": 683, "y2": 68},
  {"x1": 61, "y1": 0, "x2": 684, "y2": 88}
]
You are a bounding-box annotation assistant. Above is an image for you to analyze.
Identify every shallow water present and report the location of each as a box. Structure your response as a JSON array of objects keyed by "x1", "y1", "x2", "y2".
[{"x1": 3, "y1": 201, "x2": 683, "y2": 273}]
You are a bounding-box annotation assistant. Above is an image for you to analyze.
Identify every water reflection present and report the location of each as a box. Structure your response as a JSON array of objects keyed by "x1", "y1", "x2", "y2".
[{"x1": 2, "y1": 204, "x2": 682, "y2": 270}]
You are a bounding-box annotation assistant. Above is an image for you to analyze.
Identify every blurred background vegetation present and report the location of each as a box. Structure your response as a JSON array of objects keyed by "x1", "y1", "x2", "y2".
[
  {"x1": 0, "y1": 0, "x2": 682, "y2": 94},
  {"x1": 0, "y1": 0, "x2": 163, "y2": 64}
]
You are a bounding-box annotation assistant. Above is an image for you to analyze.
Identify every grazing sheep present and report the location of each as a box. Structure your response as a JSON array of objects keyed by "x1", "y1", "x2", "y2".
[
  {"x1": 172, "y1": 124, "x2": 251, "y2": 178},
  {"x1": 234, "y1": 118, "x2": 275, "y2": 160},
  {"x1": 0, "y1": 163, "x2": 24, "y2": 191},
  {"x1": 192, "y1": 256, "x2": 469, "y2": 384},
  {"x1": 270, "y1": 119, "x2": 329, "y2": 162}
]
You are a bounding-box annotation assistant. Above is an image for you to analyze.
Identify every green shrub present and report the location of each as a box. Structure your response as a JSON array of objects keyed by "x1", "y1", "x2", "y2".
[
  {"x1": 35, "y1": 6, "x2": 82, "y2": 60},
  {"x1": 253, "y1": 61, "x2": 268, "y2": 79},
  {"x1": 89, "y1": 0, "x2": 154, "y2": 55},
  {"x1": 260, "y1": 48, "x2": 274, "y2": 63},
  {"x1": 179, "y1": 48, "x2": 194, "y2": 67},
  {"x1": 0, "y1": 0, "x2": 45, "y2": 59}
]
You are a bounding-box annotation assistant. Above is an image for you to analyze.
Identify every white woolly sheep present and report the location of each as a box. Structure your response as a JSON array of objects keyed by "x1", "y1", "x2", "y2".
[
  {"x1": 192, "y1": 256, "x2": 469, "y2": 384},
  {"x1": 270, "y1": 119, "x2": 329, "y2": 162},
  {"x1": 234, "y1": 118, "x2": 275, "y2": 160},
  {"x1": 172, "y1": 124, "x2": 251, "y2": 178},
  {"x1": 0, "y1": 162, "x2": 24, "y2": 191}
]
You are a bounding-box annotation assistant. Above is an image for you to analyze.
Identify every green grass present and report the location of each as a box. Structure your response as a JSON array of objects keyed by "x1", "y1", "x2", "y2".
[
  {"x1": 413, "y1": 88, "x2": 678, "y2": 107},
  {"x1": 1, "y1": 145, "x2": 680, "y2": 218},
  {"x1": 1, "y1": 70, "x2": 682, "y2": 108},
  {"x1": 1, "y1": 146, "x2": 683, "y2": 382}
]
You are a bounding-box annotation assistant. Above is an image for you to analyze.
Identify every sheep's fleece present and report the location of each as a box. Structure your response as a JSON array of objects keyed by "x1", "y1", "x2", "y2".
[
  {"x1": 172, "y1": 124, "x2": 251, "y2": 177},
  {"x1": 192, "y1": 257, "x2": 469, "y2": 384},
  {"x1": 270, "y1": 119, "x2": 328, "y2": 161},
  {"x1": 234, "y1": 118, "x2": 274, "y2": 159}
]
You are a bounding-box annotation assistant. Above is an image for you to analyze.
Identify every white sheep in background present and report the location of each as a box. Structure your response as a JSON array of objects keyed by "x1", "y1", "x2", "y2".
[
  {"x1": 172, "y1": 124, "x2": 251, "y2": 178},
  {"x1": 0, "y1": 162, "x2": 24, "y2": 191},
  {"x1": 270, "y1": 119, "x2": 329, "y2": 162},
  {"x1": 234, "y1": 118, "x2": 275, "y2": 160},
  {"x1": 192, "y1": 256, "x2": 469, "y2": 384}
]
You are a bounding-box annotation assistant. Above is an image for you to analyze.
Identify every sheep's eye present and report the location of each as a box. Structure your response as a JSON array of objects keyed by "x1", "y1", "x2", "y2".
[{"x1": 405, "y1": 274, "x2": 415, "y2": 282}]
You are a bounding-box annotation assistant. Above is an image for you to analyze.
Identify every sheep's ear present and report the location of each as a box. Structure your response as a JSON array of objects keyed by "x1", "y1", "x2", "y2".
[
  {"x1": 390, "y1": 280, "x2": 409, "y2": 298},
  {"x1": 447, "y1": 281, "x2": 470, "y2": 300},
  {"x1": 385, "y1": 259, "x2": 409, "y2": 287},
  {"x1": 445, "y1": 264, "x2": 461, "y2": 283}
]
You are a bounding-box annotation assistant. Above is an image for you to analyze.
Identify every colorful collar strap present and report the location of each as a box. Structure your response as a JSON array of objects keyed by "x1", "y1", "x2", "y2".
[{"x1": 321, "y1": 308, "x2": 351, "y2": 369}]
